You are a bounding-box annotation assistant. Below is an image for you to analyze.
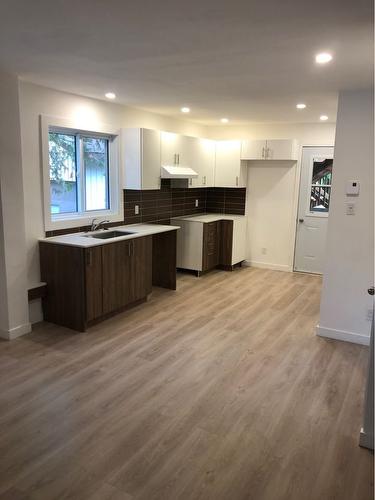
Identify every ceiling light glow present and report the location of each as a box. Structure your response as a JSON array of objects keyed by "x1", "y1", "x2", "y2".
[
  {"x1": 296, "y1": 103, "x2": 306, "y2": 109},
  {"x1": 181, "y1": 107, "x2": 190, "y2": 113},
  {"x1": 320, "y1": 115, "x2": 329, "y2": 121},
  {"x1": 315, "y1": 52, "x2": 333, "y2": 64},
  {"x1": 220, "y1": 118, "x2": 229, "y2": 123},
  {"x1": 105, "y1": 92, "x2": 116, "y2": 99}
]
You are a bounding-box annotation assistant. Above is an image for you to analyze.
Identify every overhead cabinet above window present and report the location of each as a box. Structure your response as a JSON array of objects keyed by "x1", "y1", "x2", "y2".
[{"x1": 241, "y1": 139, "x2": 299, "y2": 161}]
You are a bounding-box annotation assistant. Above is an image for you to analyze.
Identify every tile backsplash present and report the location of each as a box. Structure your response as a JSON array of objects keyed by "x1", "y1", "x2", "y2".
[{"x1": 46, "y1": 180, "x2": 246, "y2": 236}]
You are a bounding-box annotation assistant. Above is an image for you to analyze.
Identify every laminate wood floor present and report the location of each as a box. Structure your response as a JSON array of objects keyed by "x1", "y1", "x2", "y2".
[{"x1": 0, "y1": 267, "x2": 373, "y2": 500}]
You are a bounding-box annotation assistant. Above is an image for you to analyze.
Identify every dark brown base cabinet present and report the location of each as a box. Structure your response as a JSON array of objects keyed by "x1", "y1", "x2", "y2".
[{"x1": 39, "y1": 236, "x2": 153, "y2": 332}]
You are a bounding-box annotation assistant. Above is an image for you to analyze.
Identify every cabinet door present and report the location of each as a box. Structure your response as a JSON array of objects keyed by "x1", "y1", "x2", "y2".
[
  {"x1": 241, "y1": 140, "x2": 266, "y2": 160},
  {"x1": 266, "y1": 140, "x2": 298, "y2": 160},
  {"x1": 85, "y1": 247, "x2": 103, "y2": 321},
  {"x1": 202, "y1": 221, "x2": 220, "y2": 271},
  {"x1": 102, "y1": 240, "x2": 132, "y2": 314},
  {"x1": 178, "y1": 135, "x2": 194, "y2": 168},
  {"x1": 161, "y1": 131, "x2": 179, "y2": 166},
  {"x1": 215, "y1": 141, "x2": 242, "y2": 187},
  {"x1": 141, "y1": 129, "x2": 161, "y2": 189},
  {"x1": 190, "y1": 138, "x2": 215, "y2": 188},
  {"x1": 129, "y1": 236, "x2": 153, "y2": 302}
]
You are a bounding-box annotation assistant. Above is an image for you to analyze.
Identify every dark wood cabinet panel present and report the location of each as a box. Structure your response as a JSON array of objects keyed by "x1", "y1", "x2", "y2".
[
  {"x1": 39, "y1": 242, "x2": 86, "y2": 331},
  {"x1": 202, "y1": 221, "x2": 221, "y2": 272},
  {"x1": 219, "y1": 220, "x2": 233, "y2": 266},
  {"x1": 85, "y1": 247, "x2": 103, "y2": 321},
  {"x1": 130, "y1": 236, "x2": 153, "y2": 301},
  {"x1": 152, "y1": 231, "x2": 177, "y2": 290},
  {"x1": 102, "y1": 240, "x2": 132, "y2": 315}
]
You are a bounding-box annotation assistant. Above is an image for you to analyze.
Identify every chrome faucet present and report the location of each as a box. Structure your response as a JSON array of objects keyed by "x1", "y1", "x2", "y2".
[{"x1": 90, "y1": 218, "x2": 110, "y2": 231}]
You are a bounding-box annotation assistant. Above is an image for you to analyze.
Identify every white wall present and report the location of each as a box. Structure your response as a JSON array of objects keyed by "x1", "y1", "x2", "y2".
[
  {"x1": 246, "y1": 162, "x2": 298, "y2": 271},
  {"x1": 0, "y1": 73, "x2": 30, "y2": 339},
  {"x1": 317, "y1": 89, "x2": 374, "y2": 345},
  {"x1": 214, "y1": 123, "x2": 336, "y2": 271},
  {"x1": 19, "y1": 81, "x2": 209, "y2": 324}
]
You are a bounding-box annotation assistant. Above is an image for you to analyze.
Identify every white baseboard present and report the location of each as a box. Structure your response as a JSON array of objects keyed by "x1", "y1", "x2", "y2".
[
  {"x1": 243, "y1": 260, "x2": 292, "y2": 273},
  {"x1": 0, "y1": 322, "x2": 32, "y2": 341},
  {"x1": 316, "y1": 324, "x2": 370, "y2": 346},
  {"x1": 359, "y1": 428, "x2": 374, "y2": 450}
]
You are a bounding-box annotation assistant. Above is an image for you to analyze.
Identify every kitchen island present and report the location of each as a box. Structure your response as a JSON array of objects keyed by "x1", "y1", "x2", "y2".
[{"x1": 39, "y1": 223, "x2": 179, "y2": 332}]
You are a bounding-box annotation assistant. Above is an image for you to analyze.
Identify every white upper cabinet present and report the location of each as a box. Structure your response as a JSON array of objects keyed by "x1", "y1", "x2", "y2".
[
  {"x1": 189, "y1": 138, "x2": 215, "y2": 188},
  {"x1": 266, "y1": 140, "x2": 299, "y2": 160},
  {"x1": 215, "y1": 140, "x2": 247, "y2": 188},
  {"x1": 160, "y1": 131, "x2": 194, "y2": 168},
  {"x1": 241, "y1": 140, "x2": 266, "y2": 160},
  {"x1": 122, "y1": 128, "x2": 161, "y2": 190},
  {"x1": 241, "y1": 139, "x2": 299, "y2": 161}
]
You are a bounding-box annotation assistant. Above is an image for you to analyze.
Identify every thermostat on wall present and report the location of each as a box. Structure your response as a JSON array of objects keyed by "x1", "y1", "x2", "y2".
[{"x1": 346, "y1": 180, "x2": 360, "y2": 196}]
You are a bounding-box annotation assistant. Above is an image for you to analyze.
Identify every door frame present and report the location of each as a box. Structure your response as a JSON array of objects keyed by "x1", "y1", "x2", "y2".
[{"x1": 292, "y1": 144, "x2": 335, "y2": 273}]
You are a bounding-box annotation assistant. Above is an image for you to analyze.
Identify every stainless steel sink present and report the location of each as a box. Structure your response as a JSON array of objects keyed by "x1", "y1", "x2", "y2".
[{"x1": 85, "y1": 230, "x2": 135, "y2": 239}]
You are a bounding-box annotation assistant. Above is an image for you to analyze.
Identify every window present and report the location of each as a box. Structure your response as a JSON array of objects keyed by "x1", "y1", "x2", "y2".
[
  {"x1": 42, "y1": 116, "x2": 121, "y2": 231},
  {"x1": 309, "y1": 157, "x2": 333, "y2": 213}
]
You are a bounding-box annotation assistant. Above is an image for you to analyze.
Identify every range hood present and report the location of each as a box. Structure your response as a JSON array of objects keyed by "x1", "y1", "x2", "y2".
[{"x1": 161, "y1": 165, "x2": 198, "y2": 179}]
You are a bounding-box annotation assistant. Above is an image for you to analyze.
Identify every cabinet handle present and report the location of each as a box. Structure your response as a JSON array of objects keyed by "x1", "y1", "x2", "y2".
[
  {"x1": 266, "y1": 147, "x2": 270, "y2": 159},
  {"x1": 177, "y1": 153, "x2": 180, "y2": 164},
  {"x1": 262, "y1": 147, "x2": 265, "y2": 159},
  {"x1": 128, "y1": 243, "x2": 131, "y2": 257},
  {"x1": 189, "y1": 178, "x2": 192, "y2": 186},
  {"x1": 236, "y1": 176, "x2": 239, "y2": 186},
  {"x1": 203, "y1": 175, "x2": 206, "y2": 185}
]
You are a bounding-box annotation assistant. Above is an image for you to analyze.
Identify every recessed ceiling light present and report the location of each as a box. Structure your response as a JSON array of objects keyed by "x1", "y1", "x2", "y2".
[
  {"x1": 320, "y1": 115, "x2": 329, "y2": 121},
  {"x1": 220, "y1": 118, "x2": 229, "y2": 123},
  {"x1": 296, "y1": 103, "x2": 306, "y2": 109},
  {"x1": 181, "y1": 107, "x2": 190, "y2": 113},
  {"x1": 105, "y1": 92, "x2": 116, "y2": 99},
  {"x1": 315, "y1": 52, "x2": 333, "y2": 64}
]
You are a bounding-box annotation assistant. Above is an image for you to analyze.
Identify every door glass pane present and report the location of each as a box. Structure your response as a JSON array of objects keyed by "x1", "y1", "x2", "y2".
[
  {"x1": 310, "y1": 157, "x2": 333, "y2": 213},
  {"x1": 310, "y1": 186, "x2": 331, "y2": 212},
  {"x1": 49, "y1": 132, "x2": 78, "y2": 214},
  {"x1": 312, "y1": 158, "x2": 333, "y2": 185},
  {"x1": 83, "y1": 137, "x2": 110, "y2": 211}
]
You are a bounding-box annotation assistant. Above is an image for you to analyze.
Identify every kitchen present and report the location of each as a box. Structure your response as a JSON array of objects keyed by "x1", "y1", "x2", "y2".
[{"x1": 0, "y1": 1, "x2": 373, "y2": 499}]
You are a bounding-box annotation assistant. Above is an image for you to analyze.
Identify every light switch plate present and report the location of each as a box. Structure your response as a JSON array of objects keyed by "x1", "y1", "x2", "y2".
[
  {"x1": 346, "y1": 202, "x2": 355, "y2": 215},
  {"x1": 195, "y1": 199, "x2": 199, "y2": 207},
  {"x1": 134, "y1": 204, "x2": 139, "y2": 215}
]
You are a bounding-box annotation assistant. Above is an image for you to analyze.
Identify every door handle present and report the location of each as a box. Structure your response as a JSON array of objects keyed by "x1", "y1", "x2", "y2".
[
  {"x1": 299, "y1": 218, "x2": 304, "y2": 223},
  {"x1": 368, "y1": 287, "x2": 374, "y2": 296}
]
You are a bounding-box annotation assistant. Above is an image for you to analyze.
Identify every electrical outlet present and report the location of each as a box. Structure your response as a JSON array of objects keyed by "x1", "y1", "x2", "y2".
[
  {"x1": 261, "y1": 247, "x2": 267, "y2": 255},
  {"x1": 195, "y1": 199, "x2": 199, "y2": 207},
  {"x1": 134, "y1": 204, "x2": 139, "y2": 215}
]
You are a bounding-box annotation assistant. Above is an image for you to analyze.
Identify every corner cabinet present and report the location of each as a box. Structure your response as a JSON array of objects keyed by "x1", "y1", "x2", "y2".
[
  {"x1": 123, "y1": 128, "x2": 161, "y2": 190},
  {"x1": 241, "y1": 139, "x2": 299, "y2": 161},
  {"x1": 39, "y1": 236, "x2": 152, "y2": 331},
  {"x1": 214, "y1": 140, "x2": 247, "y2": 188}
]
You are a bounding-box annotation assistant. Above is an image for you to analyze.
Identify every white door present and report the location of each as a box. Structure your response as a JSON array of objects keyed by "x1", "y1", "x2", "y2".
[{"x1": 294, "y1": 146, "x2": 334, "y2": 274}]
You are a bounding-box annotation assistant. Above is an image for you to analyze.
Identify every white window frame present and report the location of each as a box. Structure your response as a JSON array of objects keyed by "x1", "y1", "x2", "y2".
[
  {"x1": 304, "y1": 155, "x2": 334, "y2": 219},
  {"x1": 41, "y1": 115, "x2": 123, "y2": 231}
]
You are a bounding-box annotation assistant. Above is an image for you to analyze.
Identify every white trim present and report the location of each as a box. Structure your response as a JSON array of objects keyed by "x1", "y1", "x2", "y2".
[
  {"x1": 359, "y1": 428, "x2": 374, "y2": 450},
  {"x1": 40, "y1": 115, "x2": 123, "y2": 231},
  {"x1": 0, "y1": 322, "x2": 32, "y2": 341},
  {"x1": 316, "y1": 324, "x2": 370, "y2": 346},
  {"x1": 243, "y1": 260, "x2": 292, "y2": 272}
]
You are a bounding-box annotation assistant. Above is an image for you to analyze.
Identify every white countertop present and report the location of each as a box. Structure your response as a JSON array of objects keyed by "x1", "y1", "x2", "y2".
[
  {"x1": 40, "y1": 223, "x2": 179, "y2": 248},
  {"x1": 171, "y1": 213, "x2": 247, "y2": 223}
]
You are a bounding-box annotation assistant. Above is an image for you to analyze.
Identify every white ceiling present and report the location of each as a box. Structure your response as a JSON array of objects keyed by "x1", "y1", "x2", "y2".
[{"x1": 0, "y1": 0, "x2": 373, "y2": 124}]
